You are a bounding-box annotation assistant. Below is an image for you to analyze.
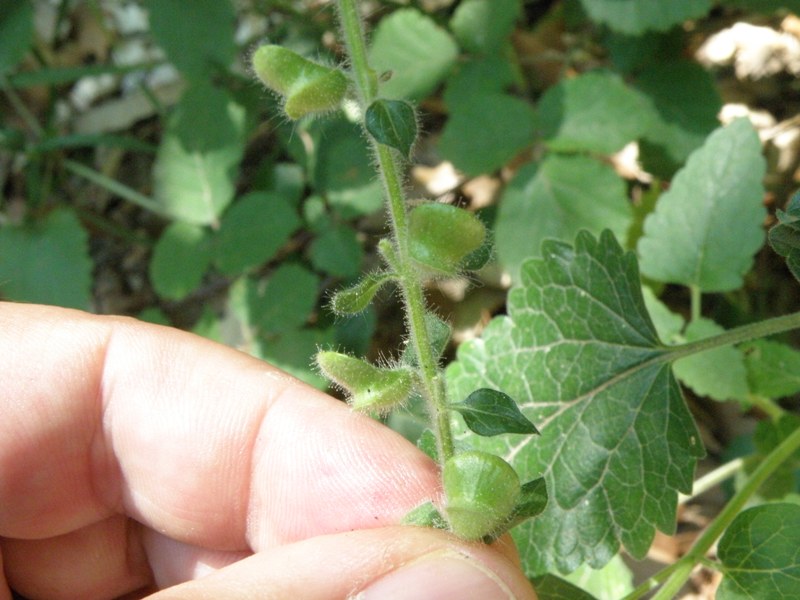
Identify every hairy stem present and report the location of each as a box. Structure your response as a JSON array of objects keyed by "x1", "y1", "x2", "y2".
[{"x1": 335, "y1": 0, "x2": 454, "y2": 462}]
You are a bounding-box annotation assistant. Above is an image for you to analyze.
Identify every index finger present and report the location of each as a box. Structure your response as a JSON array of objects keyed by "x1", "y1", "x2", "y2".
[{"x1": 0, "y1": 302, "x2": 439, "y2": 551}]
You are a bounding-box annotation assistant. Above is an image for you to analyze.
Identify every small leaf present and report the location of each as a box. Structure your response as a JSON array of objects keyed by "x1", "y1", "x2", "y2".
[
  {"x1": 718, "y1": 503, "x2": 800, "y2": 599},
  {"x1": 530, "y1": 575, "x2": 599, "y2": 600},
  {"x1": 452, "y1": 388, "x2": 539, "y2": 437},
  {"x1": 537, "y1": 70, "x2": 654, "y2": 155},
  {"x1": 369, "y1": 8, "x2": 458, "y2": 100},
  {"x1": 150, "y1": 222, "x2": 213, "y2": 300},
  {"x1": 309, "y1": 224, "x2": 363, "y2": 278},
  {"x1": 0, "y1": 0, "x2": 33, "y2": 74},
  {"x1": 743, "y1": 340, "x2": 800, "y2": 399},
  {"x1": 505, "y1": 477, "x2": 548, "y2": 529},
  {"x1": 408, "y1": 203, "x2": 486, "y2": 275},
  {"x1": 769, "y1": 191, "x2": 800, "y2": 282},
  {"x1": 638, "y1": 118, "x2": 766, "y2": 292},
  {"x1": 450, "y1": 0, "x2": 521, "y2": 54},
  {"x1": 0, "y1": 209, "x2": 92, "y2": 309},
  {"x1": 417, "y1": 429, "x2": 439, "y2": 462},
  {"x1": 365, "y1": 99, "x2": 418, "y2": 157},
  {"x1": 145, "y1": 0, "x2": 236, "y2": 80},
  {"x1": 330, "y1": 272, "x2": 395, "y2": 315},
  {"x1": 578, "y1": 0, "x2": 712, "y2": 35},
  {"x1": 214, "y1": 192, "x2": 301, "y2": 277},
  {"x1": 401, "y1": 501, "x2": 448, "y2": 530}
]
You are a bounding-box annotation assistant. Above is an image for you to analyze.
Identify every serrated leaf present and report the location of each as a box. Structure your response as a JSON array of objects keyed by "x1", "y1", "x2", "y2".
[
  {"x1": 743, "y1": 340, "x2": 800, "y2": 399},
  {"x1": 579, "y1": 0, "x2": 712, "y2": 35},
  {"x1": 537, "y1": 70, "x2": 654, "y2": 155},
  {"x1": 0, "y1": 209, "x2": 92, "y2": 309},
  {"x1": 452, "y1": 389, "x2": 539, "y2": 437},
  {"x1": 718, "y1": 503, "x2": 800, "y2": 599},
  {"x1": 152, "y1": 83, "x2": 246, "y2": 225},
  {"x1": 150, "y1": 222, "x2": 212, "y2": 300},
  {"x1": 369, "y1": 8, "x2": 458, "y2": 101},
  {"x1": 635, "y1": 60, "x2": 722, "y2": 177},
  {"x1": 769, "y1": 191, "x2": 800, "y2": 282},
  {"x1": 447, "y1": 230, "x2": 703, "y2": 574},
  {"x1": 450, "y1": 0, "x2": 521, "y2": 54},
  {"x1": 531, "y1": 574, "x2": 598, "y2": 600},
  {"x1": 365, "y1": 99, "x2": 417, "y2": 158},
  {"x1": 638, "y1": 119, "x2": 766, "y2": 292},
  {"x1": 145, "y1": 0, "x2": 236, "y2": 80},
  {"x1": 214, "y1": 192, "x2": 301, "y2": 276},
  {"x1": 495, "y1": 155, "x2": 632, "y2": 281},
  {"x1": 439, "y1": 91, "x2": 536, "y2": 176},
  {"x1": 673, "y1": 318, "x2": 750, "y2": 403},
  {"x1": 562, "y1": 555, "x2": 635, "y2": 600},
  {"x1": 0, "y1": 0, "x2": 33, "y2": 74}
]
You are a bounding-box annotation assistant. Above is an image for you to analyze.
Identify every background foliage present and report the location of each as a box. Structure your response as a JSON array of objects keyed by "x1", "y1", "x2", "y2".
[{"x1": 4, "y1": 0, "x2": 800, "y2": 597}]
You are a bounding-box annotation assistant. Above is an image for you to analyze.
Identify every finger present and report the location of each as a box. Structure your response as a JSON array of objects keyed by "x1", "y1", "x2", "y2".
[
  {"x1": 0, "y1": 303, "x2": 439, "y2": 591},
  {"x1": 146, "y1": 526, "x2": 538, "y2": 600}
]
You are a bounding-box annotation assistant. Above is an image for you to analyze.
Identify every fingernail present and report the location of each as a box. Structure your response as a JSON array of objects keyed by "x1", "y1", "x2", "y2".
[{"x1": 355, "y1": 551, "x2": 516, "y2": 600}]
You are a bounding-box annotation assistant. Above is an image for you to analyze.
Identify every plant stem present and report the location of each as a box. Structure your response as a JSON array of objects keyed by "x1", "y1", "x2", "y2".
[
  {"x1": 335, "y1": 0, "x2": 454, "y2": 462},
  {"x1": 665, "y1": 311, "x2": 800, "y2": 361},
  {"x1": 678, "y1": 457, "x2": 744, "y2": 505},
  {"x1": 64, "y1": 159, "x2": 166, "y2": 216},
  {"x1": 689, "y1": 284, "x2": 701, "y2": 323},
  {"x1": 644, "y1": 422, "x2": 800, "y2": 600}
]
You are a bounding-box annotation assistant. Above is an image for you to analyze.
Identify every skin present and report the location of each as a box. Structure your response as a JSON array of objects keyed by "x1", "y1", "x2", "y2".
[{"x1": 0, "y1": 302, "x2": 537, "y2": 599}]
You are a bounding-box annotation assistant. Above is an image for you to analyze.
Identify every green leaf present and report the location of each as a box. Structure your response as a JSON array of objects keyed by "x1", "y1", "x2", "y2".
[
  {"x1": 214, "y1": 192, "x2": 301, "y2": 276},
  {"x1": 450, "y1": 0, "x2": 521, "y2": 54},
  {"x1": 578, "y1": 0, "x2": 712, "y2": 35},
  {"x1": 152, "y1": 83, "x2": 246, "y2": 225},
  {"x1": 312, "y1": 118, "x2": 383, "y2": 218},
  {"x1": 145, "y1": 0, "x2": 236, "y2": 80},
  {"x1": 401, "y1": 501, "x2": 448, "y2": 530},
  {"x1": 637, "y1": 119, "x2": 766, "y2": 292},
  {"x1": 507, "y1": 477, "x2": 548, "y2": 528},
  {"x1": 769, "y1": 191, "x2": 800, "y2": 283},
  {"x1": 451, "y1": 389, "x2": 539, "y2": 437},
  {"x1": 0, "y1": 0, "x2": 33, "y2": 74},
  {"x1": 720, "y1": 0, "x2": 800, "y2": 12},
  {"x1": 365, "y1": 99, "x2": 418, "y2": 158},
  {"x1": 149, "y1": 222, "x2": 213, "y2": 300},
  {"x1": 562, "y1": 554, "x2": 635, "y2": 600},
  {"x1": 369, "y1": 8, "x2": 458, "y2": 100},
  {"x1": 537, "y1": 70, "x2": 654, "y2": 155},
  {"x1": 673, "y1": 318, "x2": 750, "y2": 403},
  {"x1": 495, "y1": 155, "x2": 632, "y2": 281},
  {"x1": 750, "y1": 415, "x2": 800, "y2": 500},
  {"x1": 309, "y1": 224, "x2": 363, "y2": 278},
  {"x1": 447, "y1": 230, "x2": 704, "y2": 574},
  {"x1": 439, "y1": 92, "x2": 536, "y2": 176},
  {"x1": 531, "y1": 574, "x2": 598, "y2": 600},
  {"x1": 330, "y1": 272, "x2": 395, "y2": 315},
  {"x1": 257, "y1": 327, "x2": 332, "y2": 389},
  {"x1": 743, "y1": 340, "x2": 800, "y2": 399},
  {"x1": 718, "y1": 503, "x2": 800, "y2": 599},
  {"x1": 417, "y1": 429, "x2": 439, "y2": 462},
  {"x1": 635, "y1": 60, "x2": 722, "y2": 177},
  {"x1": 230, "y1": 264, "x2": 319, "y2": 334},
  {"x1": 0, "y1": 209, "x2": 92, "y2": 309}
]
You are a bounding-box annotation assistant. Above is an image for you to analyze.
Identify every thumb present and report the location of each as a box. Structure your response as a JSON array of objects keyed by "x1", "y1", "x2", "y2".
[{"x1": 147, "y1": 525, "x2": 537, "y2": 600}]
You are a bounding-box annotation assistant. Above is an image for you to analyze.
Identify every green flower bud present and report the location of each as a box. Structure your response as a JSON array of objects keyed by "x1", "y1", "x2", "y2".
[
  {"x1": 251, "y1": 45, "x2": 347, "y2": 119},
  {"x1": 408, "y1": 203, "x2": 487, "y2": 275},
  {"x1": 316, "y1": 351, "x2": 413, "y2": 413},
  {"x1": 443, "y1": 451, "x2": 521, "y2": 541}
]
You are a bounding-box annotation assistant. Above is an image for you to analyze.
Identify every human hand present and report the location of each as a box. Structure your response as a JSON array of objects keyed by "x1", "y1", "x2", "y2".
[{"x1": 0, "y1": 302, "x2": 537, "y2": 599}]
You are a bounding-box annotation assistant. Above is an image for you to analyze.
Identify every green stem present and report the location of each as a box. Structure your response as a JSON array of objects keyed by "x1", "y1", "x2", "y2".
[
  {"x1": 747, "y1": 393, "x2": 786, "y2": 420},
  {"x1": 647, "y1": 423, "x2": 800, "y2": 600},
  {"x1": 665, "y1": 311, "x2": 800, "y2": 361},
  {"x1": 689, "y1": 284, "x2": 702, "y2": 323},
  {"x1": 335, "y1": 0, "x2": 454, "y2": 462},
  {"x1": 678, "y1": 457, "x2": 745, "y2": 505}
]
